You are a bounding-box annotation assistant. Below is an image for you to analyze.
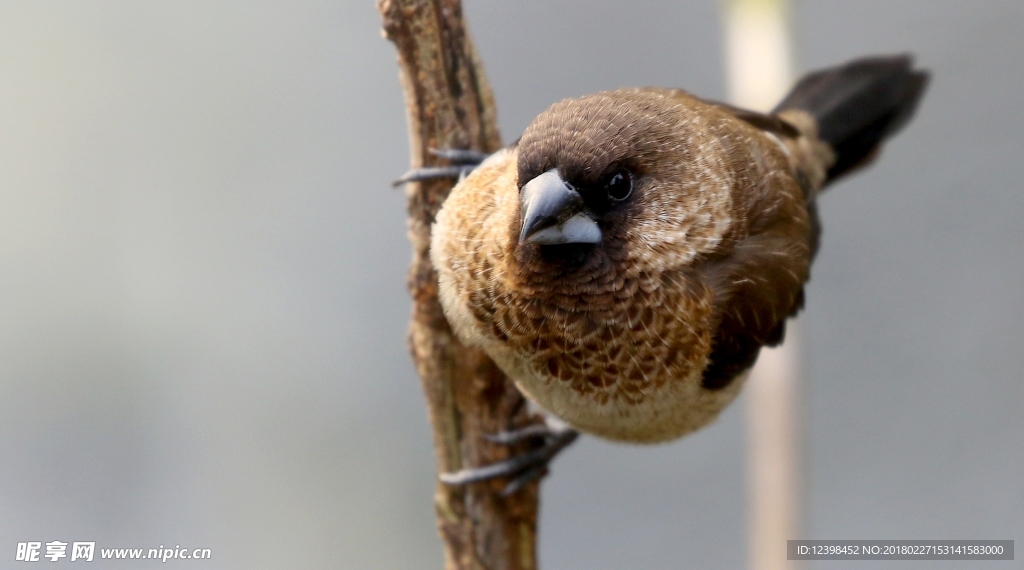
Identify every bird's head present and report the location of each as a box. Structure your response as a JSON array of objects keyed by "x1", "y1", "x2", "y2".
[{"x1": 511, "y1": 89, "x2": 735, "y2": 288}]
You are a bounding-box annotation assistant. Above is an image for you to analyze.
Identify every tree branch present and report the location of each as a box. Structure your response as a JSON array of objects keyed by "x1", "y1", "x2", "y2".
[{"x1": 376, "y1": 1, "x2": 541, "y2": 568}]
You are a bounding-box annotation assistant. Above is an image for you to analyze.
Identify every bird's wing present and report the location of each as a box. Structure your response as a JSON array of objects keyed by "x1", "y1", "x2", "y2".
[
  {"x1": 695, "y1": 214, "x2": 813, "y2": 389},
  {"x1": 682, "y1": 94, "x2": 818, "y2": 390}
]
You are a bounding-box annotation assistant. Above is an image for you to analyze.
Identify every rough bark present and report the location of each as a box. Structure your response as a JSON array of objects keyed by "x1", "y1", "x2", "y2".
[{"x1": 377, "y1": 1, "x2": 541, "y2": 568}]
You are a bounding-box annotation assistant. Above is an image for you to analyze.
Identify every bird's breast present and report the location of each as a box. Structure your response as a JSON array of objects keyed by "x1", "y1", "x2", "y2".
[{"x1": 475, "y1": 268, "x2": 746, "y2": 442}]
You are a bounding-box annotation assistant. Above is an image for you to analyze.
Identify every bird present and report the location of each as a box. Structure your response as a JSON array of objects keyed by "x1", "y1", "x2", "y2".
[{"x1": 411, "y1": 55, "x2": 928, "y2": 493}]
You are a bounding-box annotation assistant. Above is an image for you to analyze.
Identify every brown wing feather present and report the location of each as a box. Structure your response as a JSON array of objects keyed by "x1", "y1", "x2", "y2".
[
  {"x1": 694, "y1": 104, "x2": 820, "y2": 390},
  {"x1": 697, "y1": 229, "x2": 811, "y2": 390}
]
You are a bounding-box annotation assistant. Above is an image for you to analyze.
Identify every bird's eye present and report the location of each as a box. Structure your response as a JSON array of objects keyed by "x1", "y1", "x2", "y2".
[{"x1": 605, "y1": 170, "x2": 633, "y2": 201}]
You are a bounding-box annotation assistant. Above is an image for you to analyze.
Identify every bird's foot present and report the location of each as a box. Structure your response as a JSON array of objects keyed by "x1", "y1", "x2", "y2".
[
  {"x1": 439, "y1": 418, "x2": 579, "y2": 496},
  {"x1": 392, "y1": 148, "x2": 489, "y2": 186}
]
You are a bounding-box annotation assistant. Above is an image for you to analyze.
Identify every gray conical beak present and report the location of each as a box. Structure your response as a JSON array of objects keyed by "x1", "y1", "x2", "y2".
[{"x1": 519, "y1": 169, "x2": 602, "y2": 245}]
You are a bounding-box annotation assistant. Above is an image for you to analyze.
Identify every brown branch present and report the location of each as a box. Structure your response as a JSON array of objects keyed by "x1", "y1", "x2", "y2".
[{"x1": 377, "y1": 1, "x2": 541, "y2": 568}]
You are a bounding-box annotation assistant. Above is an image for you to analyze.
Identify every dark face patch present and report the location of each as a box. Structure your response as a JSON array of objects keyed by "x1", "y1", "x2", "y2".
[{"x1": 533, "y1": 243, "x2": 597, "y2": 267}]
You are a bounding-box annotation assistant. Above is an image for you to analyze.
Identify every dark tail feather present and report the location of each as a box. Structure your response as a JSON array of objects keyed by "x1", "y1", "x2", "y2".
[{"x1": 774, "y1": 54, "x2": 929, "y2": 183}]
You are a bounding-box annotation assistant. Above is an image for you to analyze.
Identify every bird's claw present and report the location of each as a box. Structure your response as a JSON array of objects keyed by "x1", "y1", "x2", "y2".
[
  {"x1": 439, "y1": 421, "x2": 579, "y2": 496},
  {"x1": 392, "y1": 148, "x2": 489, "y2": 187},
  {"x1": 428, "y1": 148, "x2": 489, "y2": 164}
]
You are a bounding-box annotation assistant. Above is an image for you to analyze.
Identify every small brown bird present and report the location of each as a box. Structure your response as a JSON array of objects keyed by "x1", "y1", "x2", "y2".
[{"x1": 417, "y1": 55, "x2": 927, "y2": 489}]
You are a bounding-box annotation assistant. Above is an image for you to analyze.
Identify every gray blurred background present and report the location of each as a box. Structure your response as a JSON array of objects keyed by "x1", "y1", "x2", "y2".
[{"x1": 0, "y1": 1, "x2": 1021, "y2": 568}]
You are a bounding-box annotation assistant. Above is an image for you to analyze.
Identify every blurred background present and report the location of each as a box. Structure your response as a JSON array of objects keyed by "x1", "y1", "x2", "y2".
[{"x1": 1, "y1": 1, "x2": 1022, "y2": 568}]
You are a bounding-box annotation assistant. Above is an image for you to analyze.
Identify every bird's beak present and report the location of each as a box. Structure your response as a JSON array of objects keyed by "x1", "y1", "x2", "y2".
[{"x1": 518, "y1": 169, "x2": 602, "y2": 245}]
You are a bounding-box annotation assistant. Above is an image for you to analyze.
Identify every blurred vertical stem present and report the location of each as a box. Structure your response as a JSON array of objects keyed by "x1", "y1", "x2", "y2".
[
  {"x1": 376, "y1": 1, "x2": 540, "y2": 569},
  {"x1": 722, "y1": 1, "x2": 806, "y2": 569}
]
